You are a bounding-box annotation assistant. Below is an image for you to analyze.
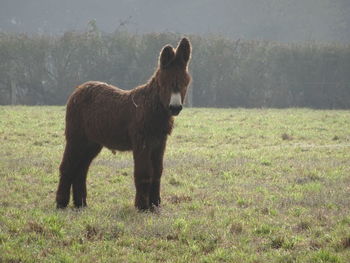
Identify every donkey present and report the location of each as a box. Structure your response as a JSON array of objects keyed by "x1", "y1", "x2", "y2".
[{"x1": 56, "y1": 38, "x2": 191, "y2": 211}]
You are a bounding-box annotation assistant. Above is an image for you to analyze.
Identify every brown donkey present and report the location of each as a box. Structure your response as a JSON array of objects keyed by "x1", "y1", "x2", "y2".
[{"x1": 56, "y1": 38, "x2": 191, "y2": 211}]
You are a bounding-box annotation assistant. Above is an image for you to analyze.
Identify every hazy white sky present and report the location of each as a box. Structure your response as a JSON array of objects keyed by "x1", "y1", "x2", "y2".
[{"x1": 0, "y1": 0, "x2": 348, "y2": 42}]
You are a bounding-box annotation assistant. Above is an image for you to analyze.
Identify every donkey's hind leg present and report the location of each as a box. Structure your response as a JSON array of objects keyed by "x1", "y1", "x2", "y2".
[
  {"x1": 72, "y1": 142, "x2": 102, "y2": 208},
  {"x1": 56, "y1": 141, "x2": 82, "y2": 208}
]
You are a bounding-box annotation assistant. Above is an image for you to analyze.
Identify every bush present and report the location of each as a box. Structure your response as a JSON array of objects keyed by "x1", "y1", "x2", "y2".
[{"x1": 0, "y1": 31, "x2": 349, "y2": 108}]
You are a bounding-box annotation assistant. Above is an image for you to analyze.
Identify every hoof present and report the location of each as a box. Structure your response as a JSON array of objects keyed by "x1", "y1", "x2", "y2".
[
  {"x1": 135, "y1": 203, "x2": 151, "y2": 212},
  {"x1": 136, "y1": 206, "x2": 150, "y2": 212},
  {"x1": 150, "y1": 205, "x2": 161, "y2": 214},
  {"x1": 73, "y1": 202, "x2": 87, "y2": 209},
  {"x1": 149, "y1": 198, "x2": 161, "y2": 208},
  {"x1": 56, "y1": 202, "x2": 68, "y2": 209}
]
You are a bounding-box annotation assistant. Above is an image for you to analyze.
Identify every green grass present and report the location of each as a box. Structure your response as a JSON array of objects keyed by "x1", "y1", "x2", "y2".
[{"x1": 1, "y1": 106, "x2": 350, "y2": 263}]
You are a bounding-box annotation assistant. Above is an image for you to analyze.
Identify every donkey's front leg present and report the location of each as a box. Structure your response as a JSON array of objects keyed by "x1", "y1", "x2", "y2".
[
  {"x1": 150, "y1": 141, "x2": 166, "y2": 208},
  {"x1": 133, "y1": 148, "x2": 153, "y2": 211}
]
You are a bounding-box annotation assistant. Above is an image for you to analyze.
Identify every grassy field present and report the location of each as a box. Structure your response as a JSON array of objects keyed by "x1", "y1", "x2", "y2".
[{"x1": 0, "y1": 106, "x2": 350, "y2": 263}]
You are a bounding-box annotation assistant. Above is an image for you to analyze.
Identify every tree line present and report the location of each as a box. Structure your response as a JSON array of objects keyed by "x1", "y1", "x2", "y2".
[{"x1": 0, "y1": 30, "x2": 349, "y2": 108}]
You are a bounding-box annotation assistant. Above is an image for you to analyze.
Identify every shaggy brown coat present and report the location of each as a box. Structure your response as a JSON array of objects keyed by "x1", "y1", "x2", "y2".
[{"x1": 56, "y1": 38, "x2": 191, "y2": 210}]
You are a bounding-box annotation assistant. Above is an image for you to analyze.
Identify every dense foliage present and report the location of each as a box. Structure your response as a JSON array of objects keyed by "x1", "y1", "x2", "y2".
[{"x1": 0, "y1": 30, "x2": 349, "y2": 108}]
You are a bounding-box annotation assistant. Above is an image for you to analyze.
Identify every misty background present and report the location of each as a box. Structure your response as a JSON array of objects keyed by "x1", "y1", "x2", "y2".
[
  {"x1": 0, "y1": 0, "x2": 350, "y2": 108},
  {"x1": 1, "y1": 0, "x2": 350, "y2": 43}
]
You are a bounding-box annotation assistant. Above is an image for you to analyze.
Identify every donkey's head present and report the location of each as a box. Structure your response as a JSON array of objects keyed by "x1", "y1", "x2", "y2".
[{"x1": 157, "y1": 38, "x2": 192, "y2": 116}]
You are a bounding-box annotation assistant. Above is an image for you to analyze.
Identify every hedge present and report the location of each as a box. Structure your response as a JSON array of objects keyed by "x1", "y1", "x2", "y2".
[{"x1": 1, "y1": 31, "x2": 349, "y2": 108}]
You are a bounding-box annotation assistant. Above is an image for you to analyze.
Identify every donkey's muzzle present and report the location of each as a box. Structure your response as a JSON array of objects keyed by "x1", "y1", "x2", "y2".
[{"x1": 169, "y1": 105, "x2": 182, "y2": 116}]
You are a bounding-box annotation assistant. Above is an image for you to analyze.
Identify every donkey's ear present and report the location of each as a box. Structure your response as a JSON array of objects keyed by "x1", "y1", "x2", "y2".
[
  {"x1": 175, "y1": 38, "x2": 191, "y2": 65},
  {"x1": 159, "y1": 45, "x2": 175, "y2": 68}
]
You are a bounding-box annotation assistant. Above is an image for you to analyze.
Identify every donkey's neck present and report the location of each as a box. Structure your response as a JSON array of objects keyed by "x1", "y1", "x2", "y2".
[
  {"x1": 129, "y1": 72, "x2": 174, "y2": 135},
  {"x1": 131, "y1": 75, "x2": 165, "y2": 112}
]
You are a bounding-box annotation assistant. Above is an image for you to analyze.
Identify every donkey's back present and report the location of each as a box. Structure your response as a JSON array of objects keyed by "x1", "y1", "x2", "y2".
[{"x1": 65, "y1": 81, "x2": 134, "y2": 151}]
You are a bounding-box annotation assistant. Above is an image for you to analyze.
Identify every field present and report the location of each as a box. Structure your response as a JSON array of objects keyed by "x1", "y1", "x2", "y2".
[{"x1": 0, "y1": 106, "x2": 350, "y2": 263}]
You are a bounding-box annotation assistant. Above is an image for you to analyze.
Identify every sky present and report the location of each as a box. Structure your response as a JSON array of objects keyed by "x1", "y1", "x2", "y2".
[{"x1": 0, "y1": 0, "x2": 349, "y2": 43}]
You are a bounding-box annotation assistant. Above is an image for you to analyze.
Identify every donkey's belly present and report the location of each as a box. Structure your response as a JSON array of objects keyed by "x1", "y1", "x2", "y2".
[
  {"x1": 84, "y1": 125, "x2": 132, "y2": 152},
  {"x1": 103, "y1": 138, "x2": 132, "y2": 152},
  {"x1": 95, "y1": 133, "x2": 132, "y2": 152}
]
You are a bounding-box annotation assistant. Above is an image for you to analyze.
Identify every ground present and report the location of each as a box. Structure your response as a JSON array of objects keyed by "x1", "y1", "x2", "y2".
[{"x1": 0, "y1": 106, "x2": 349, "y2": 263}]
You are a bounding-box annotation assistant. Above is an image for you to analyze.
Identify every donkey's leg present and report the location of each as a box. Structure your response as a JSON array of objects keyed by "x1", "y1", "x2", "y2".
[
  {"x1": 56, "y1": 141, "x2": 82, "y2": 208},
  {"x1": 150, "y1": 141, "x2": 166, "y2": 208},
  {"x1": 72, "y1": 142, "x2": 102, "y2": 208},
  {"x1": 133, "y1": 148, "x2": 153, "y2": 211}
]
